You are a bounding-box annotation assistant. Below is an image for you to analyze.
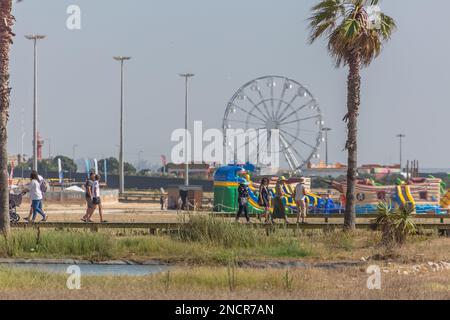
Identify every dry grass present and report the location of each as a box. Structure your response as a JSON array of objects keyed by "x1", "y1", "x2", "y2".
[
  {"x1": 1, "y1": 225, "x2": 449, "y2": 265},
  {"x1": 0, "y1": 266, "x2": 448, "y2": 300}
]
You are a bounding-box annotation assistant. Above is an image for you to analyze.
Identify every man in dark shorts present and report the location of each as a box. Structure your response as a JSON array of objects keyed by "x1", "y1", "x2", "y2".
[
  {"x1": 235, "y1": 180, "x2": 250, "y2": 223},
  {"x1": 81, "y1": 172, "x2": 97, "y2": 222}
]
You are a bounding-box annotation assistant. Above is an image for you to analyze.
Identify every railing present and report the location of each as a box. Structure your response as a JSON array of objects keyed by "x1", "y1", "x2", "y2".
[{"x1": 10, "y1": 220, "x2": 450, "y2": 236}]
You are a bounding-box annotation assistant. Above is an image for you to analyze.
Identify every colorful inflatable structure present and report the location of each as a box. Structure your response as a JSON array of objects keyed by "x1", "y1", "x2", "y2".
[
  {"x1": 330, "y1": 177, "x2": 444, "y2": 214},
  {"x1": 214, "y1": 165, "x2": 334, "y2": 214},
  {"x1": 213, "y1": 165, "x2": 448, "y2": 215},
  {"x1": 438, "y1": 175, "x2": 449, "y2": 209}
]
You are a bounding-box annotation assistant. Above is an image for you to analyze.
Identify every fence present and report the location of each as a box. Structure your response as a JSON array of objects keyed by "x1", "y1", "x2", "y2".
[{"x1": 13, "y1": 170, "x2": 214, "y2": 192}]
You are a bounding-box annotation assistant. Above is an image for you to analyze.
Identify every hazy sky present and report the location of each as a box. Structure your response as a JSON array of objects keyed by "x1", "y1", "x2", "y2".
[{"x1": 7, "y1": 0, "x2": 450, "y2": 168}]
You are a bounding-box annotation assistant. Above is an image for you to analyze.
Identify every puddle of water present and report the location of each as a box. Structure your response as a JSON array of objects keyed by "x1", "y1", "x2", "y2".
[{"x1": 3, "y1": 263, "x2": 169, "y2": 276}]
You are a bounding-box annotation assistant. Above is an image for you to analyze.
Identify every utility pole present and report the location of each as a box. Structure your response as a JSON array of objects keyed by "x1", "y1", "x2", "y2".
[
  {"x1": 46, "y1": 139, "x2": 51, "y2": 159},
  {"x1": 179, "y1": 73, "x2": 194, "y2": 187},
  {"x1": 396, "y1": 134, "x2": 405, "y2": 170},
  {"x1": 20, "y1": 108, "x2": 25, "y2": 178},
  {"x1": 71, "y1": 144, "x2": 78, "y2": 179},
  {"x1": 322, "y1": 127, "x2": 332, "y2": 166},
  {"x1": 25, "y1": 34, "x2": 46, "y2": 171},
  {"x1": 113, "y1": 56, "x2": 131, "y2": 194},
  {"x1": 138, "y1": 150, "x2": 143, "y2": 172}
]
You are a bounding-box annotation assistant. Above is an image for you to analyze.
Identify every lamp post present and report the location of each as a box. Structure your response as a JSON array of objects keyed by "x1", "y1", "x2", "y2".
[
  {"x1": 138, "y1": 150, "x2": 143, "y2": 172},
  {"x1": 113, "y1": 56, "x2": 131, "y2": 194},
  {"x1": 46, "y1": 138, "x2": 51, "y2": 159},
  {"x1": 322, "y1": 127, "x2": 332, "y2": 166},
  {"x1": 179, "y1": 73, "x2": 194, "y2": 187},
  {"x1": 20, "y1": 107, "x2": 25, "y2": 178},
  {"x1": 396, "y1": 134, "x2": 405, "y2": 170},
  {"x1": 71, "y1": 144, "x2": 78, "y2": 179},
  {"x1": 25, "y1": 34, "x2": 46, "y2": 171}
]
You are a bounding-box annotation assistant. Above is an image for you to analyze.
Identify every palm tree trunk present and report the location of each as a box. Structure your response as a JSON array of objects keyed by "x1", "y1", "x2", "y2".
[
  {"x1": 344, "y1": 51, "x2": 361, "y2": 231},
  {"x1": 0, "y1": 0, "x2": 14, "y2": 234}
]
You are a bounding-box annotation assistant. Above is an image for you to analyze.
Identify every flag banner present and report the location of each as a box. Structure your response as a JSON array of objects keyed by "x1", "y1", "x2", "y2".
[
  {"x1": 104, "y1": 159, "x2": 108, "y2": 184},
  {"x1": 85, "y1": 159, "x2": 90, "y2": 177},
  {"x1": 94, "y1": 158, "x2": 98, "y2": 174},
  {"x1": 9, "y1": 160, "x2": 14, "y2": 179},
  {"x1": 58, "y1": 158, "x2": 63, "y2": 184},
  {"x1": 9, "y1": 160, "x2": 14, "y2": 187}
]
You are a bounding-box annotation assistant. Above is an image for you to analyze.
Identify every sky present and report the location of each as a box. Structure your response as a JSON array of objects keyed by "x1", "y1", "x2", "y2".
[{"x1": 7, "y1": 0, "x2": 450, "y2": 169}]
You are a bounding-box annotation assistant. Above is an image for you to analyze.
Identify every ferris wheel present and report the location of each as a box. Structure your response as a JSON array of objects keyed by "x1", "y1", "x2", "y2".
[{"x1": 223, "y1": 76, "x2": 324, "y2": 172}]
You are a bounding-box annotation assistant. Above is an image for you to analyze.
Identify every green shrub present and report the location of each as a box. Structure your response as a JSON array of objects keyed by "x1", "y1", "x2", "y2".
[{"x1": 374, "y1": 201, "x2": 417, "y2": 247}]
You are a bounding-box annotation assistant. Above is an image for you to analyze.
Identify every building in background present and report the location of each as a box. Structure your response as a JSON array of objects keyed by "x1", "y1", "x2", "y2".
[
  {"x1": 37, "y1": 132, "x2": 44, "y2": 160},
  {"x1": 303, "y1": 161, "x2": 348, "y2": 178},
  {"x1": 303, "y1": 161, "x2": 401, "y2": 179},
  {"x1": 167, "y1": 163, "x2": 215, "y2": 180},
  {"x1": 359, "y1": 164, "x2": 401, "y2": 179}
]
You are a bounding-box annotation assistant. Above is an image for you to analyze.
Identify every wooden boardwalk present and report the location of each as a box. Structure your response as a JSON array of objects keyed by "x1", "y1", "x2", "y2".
[{"x1": 10, "y1": 215, "x2": 450, "y2": 235}]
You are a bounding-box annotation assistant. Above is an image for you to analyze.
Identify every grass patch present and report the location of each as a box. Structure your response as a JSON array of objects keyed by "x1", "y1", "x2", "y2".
[
  {"x1": 1, "y1": 266, "x2": 449, "y2": 300},
  {"x1": 0, "y1": 229, "x2": 114, "y2": 260},
  {"x1": 0, "y1": 216, "x2": 446, "y2": 265},
  {"x1": 0, "y1": 221, "x2": 316, "y2": 264}
]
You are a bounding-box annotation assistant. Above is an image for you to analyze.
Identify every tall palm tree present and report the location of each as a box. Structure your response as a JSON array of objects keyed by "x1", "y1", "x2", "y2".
[
  {"x1": 0, "y1": 0, "x2": 15, "y2": 234},
  {"x1": 308, "y1": 0, "x2": 396, "y2": 230}
]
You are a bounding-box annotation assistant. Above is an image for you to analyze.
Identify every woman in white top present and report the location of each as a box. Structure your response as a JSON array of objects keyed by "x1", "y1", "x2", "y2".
[{"x1": 23, "y1": 171, "x2": 47, "y2": 222}]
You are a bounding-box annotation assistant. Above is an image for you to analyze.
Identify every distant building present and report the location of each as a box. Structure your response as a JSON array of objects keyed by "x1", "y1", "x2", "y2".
[
  {"x1": 8, "y1": 154, "x2": 22, "y2": 165},
  {"x1": 167, "y1": 163, "x2": 215, "y2": 180},
  {"x1": 303, "y1": 161, "x2": 401, "y2": 179},
  {"x1": 303, "y1": 161, "x2": 347, "y2": 178},
  {"x1": 359, "y1": 164, "x2": 401, "y2": 179},
  {"x1": 37, "y1": 132, "x2": 44, "y2": 160}
]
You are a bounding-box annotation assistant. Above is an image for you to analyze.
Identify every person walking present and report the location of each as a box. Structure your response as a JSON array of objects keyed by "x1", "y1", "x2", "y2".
[
  {"x1": 273, "y1": 177, "x2": 289, "y2": 224},
  {"x1": 81, "y1": 172, "x2": 97, "y2": 223},
  {"x1": 235, "y1": 180, "x2": 250, "y2": 223},
  {"x1": 294, "y1": 178, "x2": 307, "y2": 224},
  {"x1": 89, "y1": 174, "x2": 105, "y2": 223},
  {"x1": 23, "y1": 171, "x2": 47, "y2": 223},
  {"x1": 258, "y1": 177, "x2": 272, "y2": 224},
  {"x1": 24, "y1": 173, "x2": 48, "y2": 222},
  {"x1": 160, "y1": 195, "x2": 165, "y2": 210}
]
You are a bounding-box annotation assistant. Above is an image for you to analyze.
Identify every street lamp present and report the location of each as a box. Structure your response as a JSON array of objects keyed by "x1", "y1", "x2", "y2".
[
  {"x1": 322, "y1": 127, "x2": 332, "y2": 166},
  {"x1": 396, "y1": 133, "x2": 406, "y2": 170},
  {"x1": 25, "y1": 34, "x2": 46, "y2": 171},
  {"x1": 20, "y1": 107, "x2": 25, "y2": 178},
  {"x1": 179, "y1": 73, "x2": 194, "y2": 187},
  {"x1": 72, "y1": 144, "x2": 78, "y2": 164},
  {"x1": 138, "y1": 150, "x2": 143, "y2": 172},
  {"x1": 113, "y1": 56, "x2": 131, "y2": 194},
  {"x1": 46, "y1": 138, "x2": 51, "y2": 159},
  {"x1": 71, "y1": 144, "x2": 78, "y2": 179}
]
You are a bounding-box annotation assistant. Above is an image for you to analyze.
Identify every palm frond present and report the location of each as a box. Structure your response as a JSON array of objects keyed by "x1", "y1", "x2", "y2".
[{"x1": 308, "y1": 0, "x2": 396, "y2": 67}]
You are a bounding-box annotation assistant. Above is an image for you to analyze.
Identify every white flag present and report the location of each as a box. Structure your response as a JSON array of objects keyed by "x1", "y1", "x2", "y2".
[
  {"x1": 58, "y1": 158, "x2": 63, "y2": 184},
  {"x1": 94, "y1": 159, "x2": 98, "y2": 175}
]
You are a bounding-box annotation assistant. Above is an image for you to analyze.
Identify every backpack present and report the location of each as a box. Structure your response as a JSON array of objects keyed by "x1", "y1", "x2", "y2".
[{"x1": 40, "y1": 179, "x2": 50, "y2": 193}]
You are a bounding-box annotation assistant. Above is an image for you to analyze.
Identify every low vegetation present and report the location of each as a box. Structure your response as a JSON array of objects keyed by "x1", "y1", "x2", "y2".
[
  {"x1": 0, "y1": 265, "x2": 449, "y2": 300},
  {"x1": 0, "y1": 215, "x2": 447, "y2": 265},
  {"x1": 374, "y1": 202, "x2": 418, "y2": 247}
]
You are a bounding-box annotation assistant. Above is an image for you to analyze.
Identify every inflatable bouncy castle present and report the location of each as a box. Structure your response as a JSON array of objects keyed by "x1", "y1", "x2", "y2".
[
  {"x1": 213, "y1": 165, "x2": 330, "y2": 214},
  {"x1": 213, "y1": 165, "x2": 447, "y2": 215}
]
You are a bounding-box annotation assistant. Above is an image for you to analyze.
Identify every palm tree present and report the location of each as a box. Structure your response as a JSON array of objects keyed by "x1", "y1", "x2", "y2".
[
  {"x1": 0, "y1": 0, "x2": 15, "y2": 234},
  {"x1": 308, "y1": 0, "x2": 395, "y2": 230}
]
